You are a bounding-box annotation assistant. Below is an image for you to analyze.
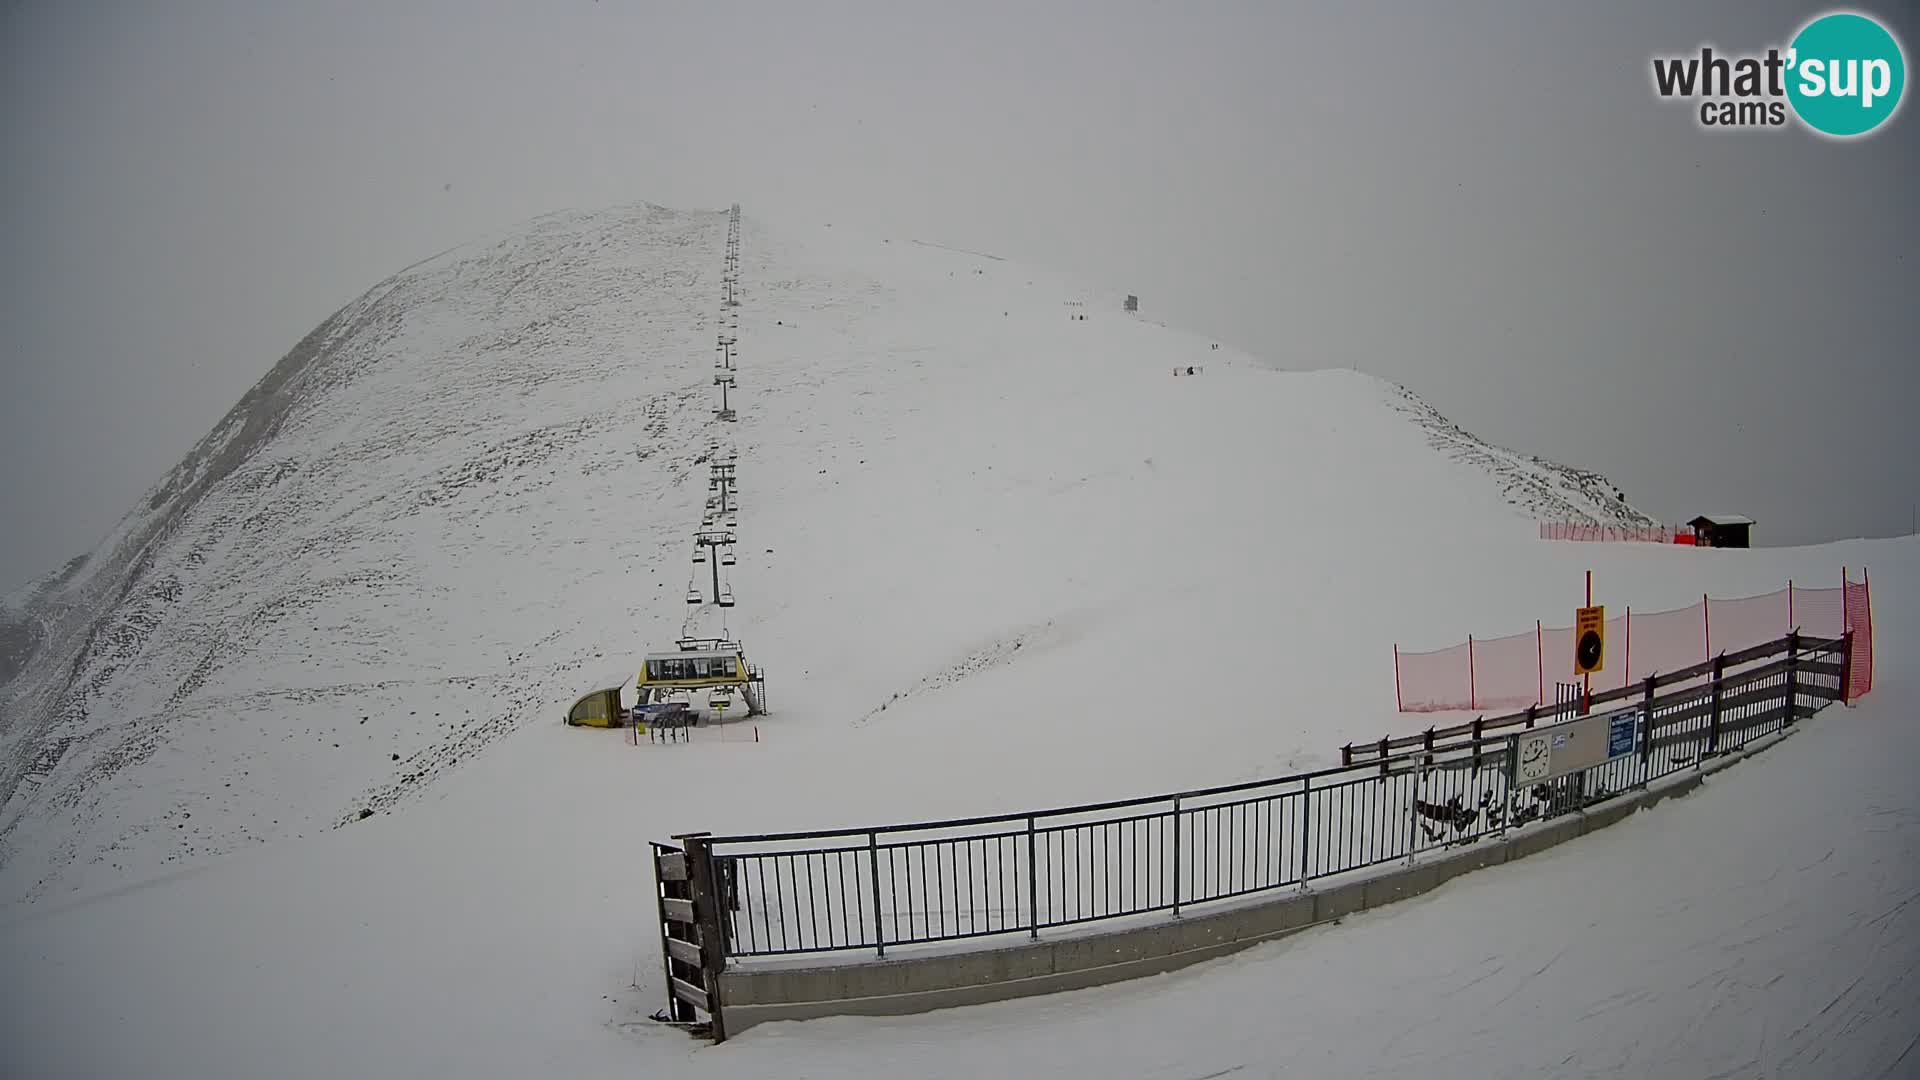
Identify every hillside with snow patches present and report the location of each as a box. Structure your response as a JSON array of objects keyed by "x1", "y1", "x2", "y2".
[
  {"x1": 0, "y1": 202, "x2": 1651, "y2": 907},
  {"x1": 0, "y1": 202, "x2": 1912, "y2": 1078}
]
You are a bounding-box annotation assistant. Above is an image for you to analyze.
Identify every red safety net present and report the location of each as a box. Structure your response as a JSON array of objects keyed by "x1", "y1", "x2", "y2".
[
  {"x1": 1539, "y1": 522, "x2": 1687, "y2": 543},
  {"x1": 1845, "y1": 574, "x2": 1874, "y2": 699},
  {"x1": 1396, "y1": 574, "x2": 1871, "y2": 713}
]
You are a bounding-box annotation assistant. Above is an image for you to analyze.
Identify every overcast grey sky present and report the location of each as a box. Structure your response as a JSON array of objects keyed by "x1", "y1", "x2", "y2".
[{"x1": 2, "y1": 0, "x2": 1915, "y2": 587}]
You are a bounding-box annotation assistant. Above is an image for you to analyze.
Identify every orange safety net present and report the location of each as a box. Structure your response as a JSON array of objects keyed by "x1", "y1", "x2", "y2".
[{"x1": 1395, "y1": 575, "x2": 1870, "y2": 713}]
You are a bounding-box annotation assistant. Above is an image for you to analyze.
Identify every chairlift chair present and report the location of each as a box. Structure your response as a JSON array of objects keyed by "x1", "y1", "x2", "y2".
[
  {"x1": 685, "y1": 589, "x2": 703, "y2": 605},
  {"x1": 692, "y1": 546, "x2": 707, "y2": 564},
  {"x1": 717, "y1": 588, "x2": 735, "y2": 608},
  {"x1": 720, "y1": 547, "x2": 737, "y2": 566}
]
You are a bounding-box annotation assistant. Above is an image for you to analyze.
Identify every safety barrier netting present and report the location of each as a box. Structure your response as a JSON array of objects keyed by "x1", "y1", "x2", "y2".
[
  {"x1": 1539, "y1": 522, "x2": 1689, "y2": 543},
  {"x1": 1395, "y1": 573, "x2": 1873, "y2": 712}
]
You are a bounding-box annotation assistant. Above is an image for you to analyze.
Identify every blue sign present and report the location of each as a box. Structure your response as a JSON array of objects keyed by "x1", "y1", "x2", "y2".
[{"x1": 1607, "y1": 710, "x2": 1637, "y2": 758}]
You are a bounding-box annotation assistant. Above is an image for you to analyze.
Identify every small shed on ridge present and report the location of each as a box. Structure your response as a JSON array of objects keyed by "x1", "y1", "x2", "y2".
[{"x1": 1688, "y1": 514, "x2": 1754, "y2": 548}]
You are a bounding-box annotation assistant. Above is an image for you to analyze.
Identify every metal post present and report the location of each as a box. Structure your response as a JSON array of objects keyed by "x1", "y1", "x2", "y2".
[
  {"x1": 1405, "y1": 760, "x2": 1421, "y2": 865},
  {"x1": 867, "y1": 831, "x2": 885, "y2": 958},
  {"x1": 1297, "y1": 777, "x2": 1312, "y2": 887},
  {"x1": 1026, "y1": 816, "x2": 1039, "y2": 938},
  {"x1": 1501, "y1": 733, "x2": 1519, "y2": 834},
  {"x1": 1639, "y1": 674, "x2": 1656, "y2": 779},
  {"x1": 1783, "y1": 630, "x2": 1800, "y2": 728},
  {"x1": 1839, "y1": 629, "x2": 1855, "y2": 705},
  {"x1": 1170, "y1": 796, "x2": 1182, "y2": 916},
  {"x1": 1706, "y1": 654, "x2": 1726, "y2": 757}
]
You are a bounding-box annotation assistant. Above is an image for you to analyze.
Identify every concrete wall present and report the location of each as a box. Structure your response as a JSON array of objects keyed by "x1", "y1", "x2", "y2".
[{"x1": 716, "y1": 730, "x2": 1786, "y2": 1037}]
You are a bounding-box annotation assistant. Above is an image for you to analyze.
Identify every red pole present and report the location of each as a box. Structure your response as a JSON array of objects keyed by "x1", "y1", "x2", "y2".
[
  {"x1": 1468, "y1": 635, "x2": 1477, "y2": 711},
  {"x1": 1788, "y1": 579, "x2": 1795, "y2": 630},
  {"x1": 1394, "y1": 644, "x2": 1403, "y2": 712},
  {"x1": 1584, "y1": 571, "x2": 1593, "y2": 711}
]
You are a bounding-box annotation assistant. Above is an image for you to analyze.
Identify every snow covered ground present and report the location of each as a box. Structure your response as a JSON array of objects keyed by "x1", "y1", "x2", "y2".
[
  {"x1": 0, "y1": 567, "x2": 1909, "y2": 1080},
  {"x1": 0, "y1": 202, "x2": 1912, "y2": 1077}
]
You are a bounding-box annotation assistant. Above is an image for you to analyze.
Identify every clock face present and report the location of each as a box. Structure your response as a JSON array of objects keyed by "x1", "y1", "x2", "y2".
[
  {"x1": 1517, "y1": 734, "x2": 1552, "y2": 783},
  {"x1": 1577, "y1": 630, "x2": 1603, "y2": 671}
]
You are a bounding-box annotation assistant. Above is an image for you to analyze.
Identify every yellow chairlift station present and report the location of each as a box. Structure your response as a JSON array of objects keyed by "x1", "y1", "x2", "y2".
[
  {"x1": 635, "y1": 639, "x2": 767, "y2": 716},
  {"x1": 638, "y1": 649, "x2": 746, "y2": 690}
]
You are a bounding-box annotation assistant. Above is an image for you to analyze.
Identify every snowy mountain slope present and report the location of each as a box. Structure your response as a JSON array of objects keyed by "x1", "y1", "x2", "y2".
[
  {"x1": 0, "y1": 201, "x2": 1713, "y2": 913},
  {"x1": 0, "y1": 199, "x2": 1910, "y2": 1077},
  {"x1": 0, "y1": 204, "x2": 732, "y2": 901}
]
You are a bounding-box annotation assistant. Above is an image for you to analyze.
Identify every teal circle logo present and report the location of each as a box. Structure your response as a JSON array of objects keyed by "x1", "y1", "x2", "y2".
[{"x1": 1786, "y1": 12, "x2": 1906, "y2": 137}]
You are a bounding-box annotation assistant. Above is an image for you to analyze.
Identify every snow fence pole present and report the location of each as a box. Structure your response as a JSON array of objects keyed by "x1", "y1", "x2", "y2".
[
  {"x1": 1393, "y1": 644, "x2": 1403, "y2": 712},
  {"x1": 1468, "y1": 635, "x2": 1477, "y2": 712},
  {"x1": 1624, "y1": 607, "x2": 1632, "y2": 689},
  {"x1": 1864, "y1": 567, "x2": 1874, "y2": 696},
  {"x1": 1702, "y1": 594, "x2": 1711, "y2": 662}
]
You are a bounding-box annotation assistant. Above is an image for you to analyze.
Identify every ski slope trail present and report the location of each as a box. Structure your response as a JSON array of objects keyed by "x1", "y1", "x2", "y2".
[{"x1": 0, "y1": 200, "x2": 1912, "y2": 1077}]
